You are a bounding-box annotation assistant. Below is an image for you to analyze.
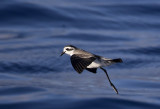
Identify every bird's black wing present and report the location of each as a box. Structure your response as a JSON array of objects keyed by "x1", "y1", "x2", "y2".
[
  {"x1": 70, "y1": 54, "x2": 96, "y2": 74},
  {"x1": 86, "y1": 68, "x2": 97, "y2": 73}
]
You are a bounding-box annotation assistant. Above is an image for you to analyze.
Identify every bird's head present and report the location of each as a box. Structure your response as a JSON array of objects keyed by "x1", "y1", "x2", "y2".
[{"x1": 60, "y1": 45, "x2": 77, "y2": 56}]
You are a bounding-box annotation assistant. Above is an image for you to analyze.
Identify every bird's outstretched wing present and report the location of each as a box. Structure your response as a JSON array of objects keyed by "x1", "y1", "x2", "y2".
[{"x1": 70, "y1": 54, "x2": 96, "y2": 73}]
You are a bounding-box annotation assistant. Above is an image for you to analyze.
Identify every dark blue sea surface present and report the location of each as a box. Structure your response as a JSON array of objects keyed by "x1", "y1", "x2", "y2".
[{"x1": 0, "y1": 0, "x2": 160, "y2": 109}]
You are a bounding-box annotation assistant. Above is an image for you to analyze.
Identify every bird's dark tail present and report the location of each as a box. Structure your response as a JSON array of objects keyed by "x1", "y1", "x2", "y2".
[{"x1": 111, "y1": 58, "x2": 123, "y2": 63}]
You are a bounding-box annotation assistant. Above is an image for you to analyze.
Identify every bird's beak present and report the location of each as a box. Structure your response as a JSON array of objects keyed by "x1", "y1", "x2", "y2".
[{"x1": 60, "y1": 51, "x2": 66, "y2": 56}]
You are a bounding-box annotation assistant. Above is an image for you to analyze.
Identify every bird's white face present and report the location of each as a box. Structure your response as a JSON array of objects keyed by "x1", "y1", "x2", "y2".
[{"x1": 61, "y1": 46, "x2": 76, "y2": 56}]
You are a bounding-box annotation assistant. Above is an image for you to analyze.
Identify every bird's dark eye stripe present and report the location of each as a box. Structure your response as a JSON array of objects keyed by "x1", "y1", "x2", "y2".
[{"x1": 66, "y1": 48, "x2": 73, "y2": 51}]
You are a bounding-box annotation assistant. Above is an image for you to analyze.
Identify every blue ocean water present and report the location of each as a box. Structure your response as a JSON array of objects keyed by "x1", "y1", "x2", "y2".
[{"x1": 0, "y1": 0, "x2": 160, "y2": 109}]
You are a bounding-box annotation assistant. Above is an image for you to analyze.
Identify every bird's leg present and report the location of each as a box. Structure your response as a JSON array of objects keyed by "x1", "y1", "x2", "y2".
[{"x1": 100, "y1": 67, "x2": 118, "y2": 94}]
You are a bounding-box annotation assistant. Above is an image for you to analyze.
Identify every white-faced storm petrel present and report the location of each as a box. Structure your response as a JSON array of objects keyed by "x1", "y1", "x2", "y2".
[{"x1": 60, "y1": 45, "x2": 123, "y2": 94}]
